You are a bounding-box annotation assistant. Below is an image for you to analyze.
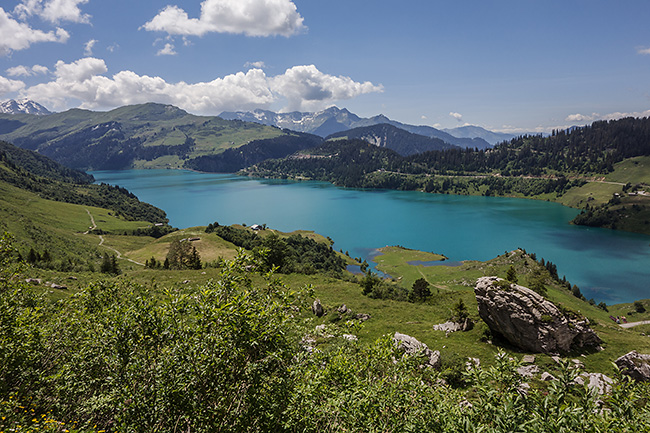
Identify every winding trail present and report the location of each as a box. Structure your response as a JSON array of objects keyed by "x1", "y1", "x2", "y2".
[
  {"x1": 620, "y1": 320, "x2": 650, "y2": 329},
  {"x1": 84, "y1": 209, "x2": 144, "y2": 266},
  {"x1": 83, "y1": 209, "x2": 97, "y2": 234}
]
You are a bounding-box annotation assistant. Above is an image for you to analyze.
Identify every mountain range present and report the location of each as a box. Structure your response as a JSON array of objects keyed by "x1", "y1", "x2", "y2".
[
  {"x1": 219, "y1": 106, "x2": 502, "y2": 148},
  {"x1": 0, "y1": 103, "x2": 286, "y2": 170},
  {"x1": 442, "y1": 125, "x2": 516, "y2": 146},
  {"x1": 0, "y1": 99, "x2": 51, "y2": 115}
]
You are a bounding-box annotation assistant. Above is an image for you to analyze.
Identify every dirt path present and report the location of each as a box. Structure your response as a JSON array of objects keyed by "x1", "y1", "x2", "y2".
[
  {"x1": 83, "y1": 209, "x2": 97, "y2": 234},
  {"x1": 620, "y1": 320, "x2": 650, "y2": 328},
  {"x1": 85, "y1": 209, "x2": 144, "y2": 266}
]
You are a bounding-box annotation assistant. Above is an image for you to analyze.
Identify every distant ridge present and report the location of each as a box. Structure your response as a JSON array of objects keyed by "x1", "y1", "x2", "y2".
[
  {"x1": 442, "y1": 125, "x2": 516, "y2": 146},
  {"x1": 220, "y1": 106, "x2": 492, "y2": 149},
  {"x1": 326, "y1": 123, "x2": 457, "y2": 156},
  {"x1": 0, "y1": 99, "x2": 51, "y2": 115}
]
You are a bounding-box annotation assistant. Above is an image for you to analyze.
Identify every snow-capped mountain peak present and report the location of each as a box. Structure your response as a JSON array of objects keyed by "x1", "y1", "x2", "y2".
[{"x1": 0, "y1": 99, "x2": 51, "y2": 115}]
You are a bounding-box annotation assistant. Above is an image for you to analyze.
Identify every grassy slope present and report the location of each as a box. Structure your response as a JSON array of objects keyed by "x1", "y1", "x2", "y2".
[{"x1": 0, "y1": 179, "x2": 155, "y2": 270}]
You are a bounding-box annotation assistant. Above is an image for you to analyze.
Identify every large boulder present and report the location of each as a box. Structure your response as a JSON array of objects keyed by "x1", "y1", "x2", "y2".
[
  {"x1": 615, "y1": 351, "x2": 650, "y2": 382},
  {"x1": 393, "y1": 332, "x2": 441, "y2": 369},
  {"x1": 474, "y1": 276, "x2": 601, "y2": 354}
]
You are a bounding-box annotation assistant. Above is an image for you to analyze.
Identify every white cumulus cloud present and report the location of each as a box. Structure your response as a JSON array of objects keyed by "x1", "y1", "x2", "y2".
[
  {"x1": 637, "y1": 46, "x2": 650, "y2": 55},
  {"x1": 22, "y1": 58, "x2": 382, "y2": 114},
  {"x1": 566, "y1": 110, "x2": 650, "y2": 124},
  {"x1": 84, "y1": 39, "x2": 97, "y2": 56},
  {"x1": 0, "y1": 7, "x2": 69, "y2": 56},
  {"x1": 449, "y1": 112, "x2": 463, "y2": 122},
  {"x1": 6, "y1": 64, "x2": 49, "y2": 76},
  {"x1": 0, "y1": 75, "x2": 26, "y2": 96},
  {"x1": 271, "y1": 65, "x2": 383, "y2": 111},
  {"x1": 245, "y1": 61, "x2": 266, "y2": 69},
  {"x1": 157, "y1": 43, "x2": 177, "y2": 56},
  {"x1": 142, "y1": 0, "x2": 306, "y2": 37},
  {"x1": 14, "y1": 0, "x2": 90, "y2": 24},
  {"x1": 565, "y1": 113, "x2": 598, "y2": 123}
]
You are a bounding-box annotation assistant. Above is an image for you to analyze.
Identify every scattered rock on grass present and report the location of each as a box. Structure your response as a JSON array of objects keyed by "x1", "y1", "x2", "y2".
[
  {"x1": 615, "y1": 351, "x2": 650, "y2": 382},
  {"x1": 393, "y1": 332, "x2": 441, "y2": 369}
]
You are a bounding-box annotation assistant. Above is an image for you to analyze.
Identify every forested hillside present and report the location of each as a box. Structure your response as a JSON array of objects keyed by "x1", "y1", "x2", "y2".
[
  {"x1": 0, "y1": 141, "x2": 167, "y2": 223},
  {"x1": 244, "y1": 117, "x2": 650, "y2": 234},
  {"x1": 185, "y1": 132, "x2": 323, "y2": 172}
]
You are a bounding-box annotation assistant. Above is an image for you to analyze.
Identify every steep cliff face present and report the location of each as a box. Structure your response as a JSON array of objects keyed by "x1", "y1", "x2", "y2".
[{"x1": 474, "y1": 276, "x2": 601, "y2": 354}]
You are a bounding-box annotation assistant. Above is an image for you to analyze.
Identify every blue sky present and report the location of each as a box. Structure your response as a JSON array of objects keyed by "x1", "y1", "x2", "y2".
[{"x1": 1, "y1": 0, "x2": 649, "y2": 133}]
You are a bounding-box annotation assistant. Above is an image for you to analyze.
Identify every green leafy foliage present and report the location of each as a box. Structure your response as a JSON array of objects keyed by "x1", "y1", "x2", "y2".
[
  {"x1": 1, "y1": 234, "x2": 650, "y2": 432},
  {"x1": 100, "y1": 253, "x2": 120, "y2": 275},
  {"x1": 505, "y1": 265, "x2": 518, "y2": 283},
  {"x1": 165, "y1": 239, "x2": 202, "y2": 269},
  {"x1": 205, "y1": 224, "x2": 346, "y2": 274},
  {"x1": 409, "y1": 277, "x2": 431, "y2": 302}
]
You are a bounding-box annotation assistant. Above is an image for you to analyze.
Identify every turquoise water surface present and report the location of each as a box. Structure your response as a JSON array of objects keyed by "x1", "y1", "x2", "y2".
[{"x1": 92, "y1": 169, "x2": 650, "y2": 304}]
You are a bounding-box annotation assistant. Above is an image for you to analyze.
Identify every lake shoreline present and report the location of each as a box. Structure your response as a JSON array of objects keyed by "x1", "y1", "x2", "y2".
[{"x1": 90, "y1": 169, "x2": 650, "y2": 304}]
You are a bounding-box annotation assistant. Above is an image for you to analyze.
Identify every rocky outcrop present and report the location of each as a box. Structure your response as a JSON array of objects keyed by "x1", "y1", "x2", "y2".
[
  {"x1": 311, "y1": 299, "x2": 324, "y2": 317},
  {"x1": 393, "y1": 332, "x2": 441, "y2": 369},
  {"x1": 615, "y1": 351, "x2": 650, "y2": 382},
  {"x1": 474, "y1": 276, "x2": 601, "y2": 354}
]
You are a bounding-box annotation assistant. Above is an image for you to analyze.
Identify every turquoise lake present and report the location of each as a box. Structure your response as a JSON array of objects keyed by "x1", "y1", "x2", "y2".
[{"x1": 92, "y1": 169, "x2": 650, "y2": 304}]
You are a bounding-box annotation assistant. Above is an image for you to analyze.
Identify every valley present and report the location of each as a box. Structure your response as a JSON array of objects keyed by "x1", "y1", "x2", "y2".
[{"x1": 1, "y1": 105, "x2": 649, "y2": 432}]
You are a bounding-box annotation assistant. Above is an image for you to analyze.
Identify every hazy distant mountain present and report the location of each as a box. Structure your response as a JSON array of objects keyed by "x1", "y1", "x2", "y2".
[
  {"x1": 326, "y1": 124, "x2": 457, "y2": 156},
  {"x1": 220, "y1": 107, "x2": 492, "y2": 149},
  {"x1": 0, "y1": 99, "x2": 51, "y2": 115},
  {"x1": 442, "y1": 125, "x2": 516, "y2": 146}
]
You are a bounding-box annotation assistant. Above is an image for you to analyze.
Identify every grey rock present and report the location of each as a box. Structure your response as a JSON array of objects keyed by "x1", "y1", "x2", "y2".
[
  {"x1": 522, "y1": 355, "x2": 535, "y2": 364},
  {"x1": 300, "y1": 336, "x2": 316, "y2": 353},
  {"x1": 50, "y1": 283, "x2": 67, "y2": 290},
  {"x1": 433, "y1": 318, "x2": 473, "y2": 333},
  {"x1": 342, "y1": 334, "x2": 358, "y2": 342},
  {"x1": 541, "y1": 372, "x2": 556, "y2": 381},
  {"x1": 25, "y1": 278, "x2": 42, "y2": 285},
  {"x1": 571, "y1": 359, "x2": 584, "y2": 369},
  {"x1": 474, "y1": 276, "x2": 602, "y2": 353},
  {"x1": 517, "y1": 365, "x2": 539, "y2": 378},
  {"x1": 337, "y1": 304, "x2": 350, "y2": 314},
  {"x1": 312, "y1": 299, "x2": 324, "y2": 317},
  {"x1": 393, "y1": 332, "x2": 441, "y2": 369},
  {"x1": 353, "y1": 313, "x2": 371, "y2": 322},
  {"x1": 615, "y1": 351, "x2": 650, "y2": 382},
  {"x1": 574, "y1": 373, "x2": 613, "y2": 395},
  {"x1": 433, "y1": 321, "x2": 463, "y2": 332},
  {"x1": 518, "y1": 382, "x2": 531, "y2": 395}
]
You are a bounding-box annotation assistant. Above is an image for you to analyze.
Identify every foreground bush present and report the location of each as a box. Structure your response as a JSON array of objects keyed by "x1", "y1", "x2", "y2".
[{"x1": 1, "y1": 233, "x2": 649, "y2": 432}]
